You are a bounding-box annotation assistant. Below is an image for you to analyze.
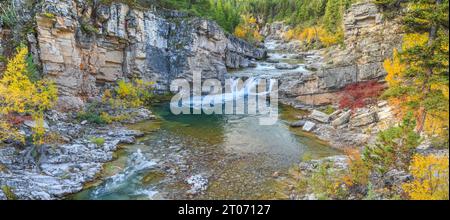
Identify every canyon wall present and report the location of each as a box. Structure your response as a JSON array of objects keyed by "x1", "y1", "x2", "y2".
[
  {"x1": 280, "y1": 1, "x2": 403, "y2": 106},
  {"x1": 27, "y1": 0, "x2": 266, "y2": 110}
]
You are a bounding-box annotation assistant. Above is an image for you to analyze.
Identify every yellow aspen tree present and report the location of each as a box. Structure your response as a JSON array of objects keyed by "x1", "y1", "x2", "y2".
[
  {"x1": 402, "y1": 154, "x2": 449, "y2": 200},
  {"x1": 0, "y1": 47, "x2": 58, "y2": 145}
]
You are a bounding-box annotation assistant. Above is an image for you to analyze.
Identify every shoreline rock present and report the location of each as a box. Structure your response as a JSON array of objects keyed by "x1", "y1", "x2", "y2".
[{"x1": 0, "y1": 108, "x2": 155, "y2": 200}]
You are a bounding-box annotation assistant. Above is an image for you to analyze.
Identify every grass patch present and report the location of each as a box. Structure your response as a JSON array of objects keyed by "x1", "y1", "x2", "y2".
[
  {"x1": 90, "y1": 137, "x2": 105, "y2": 146},
  {"x1": 77, "y1": 111, "x2": 107, "y2": 124},
  {"x1": 1, "y1": 185, "x2": 17, "y2": 200}
]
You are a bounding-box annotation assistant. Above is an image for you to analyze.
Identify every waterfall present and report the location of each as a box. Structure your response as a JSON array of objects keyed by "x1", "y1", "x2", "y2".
[{"x1": 170, "y1": 77, "x2": 275, "y2": 112}]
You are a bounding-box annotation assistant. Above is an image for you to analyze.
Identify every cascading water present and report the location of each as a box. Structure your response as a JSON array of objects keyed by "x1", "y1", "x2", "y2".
[
  {"x1": 89, "y1": 149, "x2": 158, "y2": 199},
  {"x1": 170, "y1": 77, "x2": 277, "y2": 112}
]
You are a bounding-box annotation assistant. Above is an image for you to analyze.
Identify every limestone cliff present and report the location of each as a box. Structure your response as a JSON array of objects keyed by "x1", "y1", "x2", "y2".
[
  {"x1": 2, "y1": 0, "x2": 266, "y2": 110},
  {"x1": 280, "y1": 1, "x2": 403, "y2": 106}
]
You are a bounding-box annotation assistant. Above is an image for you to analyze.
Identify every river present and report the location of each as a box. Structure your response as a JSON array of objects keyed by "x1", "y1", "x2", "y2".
[{"x1": 70, "y1": 43, "x2": 340, "y2": 200}]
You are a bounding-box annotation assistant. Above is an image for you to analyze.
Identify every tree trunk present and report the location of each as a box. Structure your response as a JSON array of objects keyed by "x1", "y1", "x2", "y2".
[{"x1": 417, "y1": 0, "x2": 442, "y2": 133}]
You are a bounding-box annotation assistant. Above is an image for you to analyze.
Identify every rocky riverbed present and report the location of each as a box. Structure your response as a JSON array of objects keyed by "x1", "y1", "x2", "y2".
[
  {"x1": 0, "y1": 108, "x2": 155, "y2": 200},
  {"x1": 68, "y1": 104, "x2": 341, "y2": 200}
]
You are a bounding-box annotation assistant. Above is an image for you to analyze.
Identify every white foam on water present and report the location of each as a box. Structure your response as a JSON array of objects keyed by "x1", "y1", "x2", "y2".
[
  {"x1": 90, "y1": 149, "x2": 157, "y2": 198},
  {"x1": 170, "y1": 77, "x2": 276, "y2": 111}
]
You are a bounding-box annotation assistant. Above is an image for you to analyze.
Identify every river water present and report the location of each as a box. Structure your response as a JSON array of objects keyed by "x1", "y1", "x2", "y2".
[{"x1": 71, "y1": 44, "x2": 340, "y2": 200}]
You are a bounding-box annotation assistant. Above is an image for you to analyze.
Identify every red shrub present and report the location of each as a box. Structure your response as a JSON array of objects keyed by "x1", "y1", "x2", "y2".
[
  {"x1": 6, "y1": 114, "x2": 32, "y2": 126},
  {"x1": 339, "y1": 80, "x2": 385, "y2": 110}
]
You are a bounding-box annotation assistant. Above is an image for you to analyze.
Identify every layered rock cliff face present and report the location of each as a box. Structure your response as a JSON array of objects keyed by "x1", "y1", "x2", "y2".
[
  {"x1": 31, "y1": 0, "x2": 265, "y2": 110},
  {"x1": 280, "y1": 1, "x2": 403, "y2": 106}
]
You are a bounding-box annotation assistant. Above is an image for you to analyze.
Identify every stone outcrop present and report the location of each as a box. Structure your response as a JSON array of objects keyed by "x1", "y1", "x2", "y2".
[
  {"x1": 261, "y1": 22, "x2": 304, "y2": 52},
  {"x1": 295, "y1": 100, "x2": 395, "y2": 149},
  {"x1": 32, "y1": 0, "x2": 265, "y2": 110},
  {"x1": 324, "y1": 0, "x2": 403, "y2": 80},
  {"x1": 331, "y1": 110, "x2": 351, "y2": 127},
  {"x1": 279, "y1": 1, "x2": 403, "y2": 106},
  {"x1": 261, "y1": 21, "x2": 290, "y2": 41},
  {"x1": 350, "y1": 111, "x2": 379, "y2": 127},
  {"x1": 0, "y1": 121, "x2": 144, "y2": 200}
]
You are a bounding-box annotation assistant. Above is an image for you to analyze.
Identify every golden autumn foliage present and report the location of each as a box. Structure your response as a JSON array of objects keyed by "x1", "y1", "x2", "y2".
[
  {"x1": 233, "y1": 15, "x2": 262, "y2": 43},
  {"x1": 383, "y1": 49, "x2": 411, "y2": 118},
  {"x1": 111, "y1": 79, "x2": 155, "y2": 108},
  {"x1": 0, "y1": 47, "x2": 57, "y2": 145},
  {"x1": 402, "y1": 33, "x2": 429, "y2": 51},
  {"x1": 0, "y1": 119, "x2": 24, "y2": 143},
  {"x1": 402, "y1": 154, "x2": 449, "y2": 200},
  {"x1": 383, "y1": 33, "x2": 449, "y2": 137},
  {"x1": 384, "y1": 49, "x2": 406, "y2": 88},
  {"x1": 283, "y1": 26, "x2": 343, "y2": 48}
]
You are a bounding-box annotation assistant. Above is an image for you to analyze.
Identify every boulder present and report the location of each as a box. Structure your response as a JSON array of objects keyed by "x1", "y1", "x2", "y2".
[
  {"x1": 309, "y1": 110, "x2": 330, "y2": 123},
  {"x1": 384, "y1": 169, "x2": 413, "y2": 188},
  {"x1": 377, "y1": 106, "x2": 393, "y2": 121},
  {"x1": 290, "y1": 120, "x2": 306, "y2": 128},
  {"x1": 329, "y1": 109, "x2": 342, "y2": 120},
  {"x1": 305, "y1": 64, "x2": 320, "y2": 71},
  {"x1": 377, "y1": 100, "x2": 388, "y2": 107},
  {"x1": 302, "y1": 121, "x2": 316, "y2": 132},
  {"x1": 24, "y1": 120, "x2": 50, "y2": 130},
  {"x1": 350, "y1": 111, "x2": 378, "y2": 127},
  {"x1": 331, "y1": 110, "x2": 351, "y2": 127}
]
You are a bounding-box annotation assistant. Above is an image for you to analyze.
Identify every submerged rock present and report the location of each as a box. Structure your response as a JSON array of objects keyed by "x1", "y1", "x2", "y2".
[
  {"x1": 248, "y1": 61, "x2": 257, "y2": 68},
  {"x1": 186, "y1": 174, "x2": 208, "y2": 195},
  {"x1": 275, "y1": 63, "x2": 299, "y2": 70},
  {"x1": 266, "y1": 59, "x2": 280, "y2": 63}
]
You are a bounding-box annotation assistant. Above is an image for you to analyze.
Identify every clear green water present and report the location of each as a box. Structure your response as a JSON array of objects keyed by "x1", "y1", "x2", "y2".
[{"x1": 70, "y1": 104, "x2": 340, "y2": 200}]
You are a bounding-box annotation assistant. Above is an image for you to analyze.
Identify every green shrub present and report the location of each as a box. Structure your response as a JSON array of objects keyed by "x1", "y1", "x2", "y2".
[
  {"x1": 25, "y1": 54, "x2": 40, "y2": 82},
  {"x1": 1, "y1": 185, "x2": 17, "y2": 200},
  {"x1": 90, "y1": 137, "x2": 105, "y2": 146},
  {"x1": 77, "y1": 111, "x2": 107, "y2": 124},
  {"x1": 41, "y1": 12, "x2": 56, "y2": 19},
  {"x1": 363, "y1": 113, "x2": 421, "y2": 174},
  {"x1": 80, "y1": 20, "x2": 99, "y2": 34},
  {"x1": 309, "y1": 163, "x2": 347, "y2": 200},
  {"x1": 322, "y1": 105, "x2": 336, "y2": 115},
  {"x1": 0, "y1": 1, "x2": 19, "y2": 28}
]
